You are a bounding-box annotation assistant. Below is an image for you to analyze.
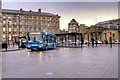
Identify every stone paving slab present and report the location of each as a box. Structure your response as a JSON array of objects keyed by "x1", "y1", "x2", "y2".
[{"x1": 2, "y1": 44, "x2": 118, "y2": 78}]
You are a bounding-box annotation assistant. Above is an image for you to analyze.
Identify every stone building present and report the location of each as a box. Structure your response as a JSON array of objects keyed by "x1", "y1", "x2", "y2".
[
  {"x1": 84, "y1": 18, "x2": 120, "y2": 43},
  {"x1": 68, "y1": 18, "x2": 79, "y2": 33},
  {"x1": 2, "y1": 8, "x2": 60, "y2": 43}
]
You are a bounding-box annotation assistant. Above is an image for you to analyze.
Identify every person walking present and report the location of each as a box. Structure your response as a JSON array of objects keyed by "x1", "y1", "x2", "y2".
[
  {"x1": 91, "y1": 37, "x2": 94, "y2": 48},
  {"x1": 109, "y1": 37, "x2": 112, "y2": 48},
  {"x1": 95, "y1": 37, "x2": 98, "y2": 47},
  {"x1": 81, "y1": 37, "x2": 84, "y2": 49},
  {"x1": 12, "y1": 39, "x2": 14, "y2": 47}
]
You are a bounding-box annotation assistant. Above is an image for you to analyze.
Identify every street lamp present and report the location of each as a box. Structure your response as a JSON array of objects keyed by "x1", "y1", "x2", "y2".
[
  {"x1": 8, "y1": 22, "x2": 10, "y2": 46},
  {"x1": 18, "y1": 14, "x2": 21, "y2": 37},
  {"x1": 18, "y1": 14, "x2": 21, "y2": 48},
  {"x1": 27, "y1": 15, "x2": 29, "y2": 34}
]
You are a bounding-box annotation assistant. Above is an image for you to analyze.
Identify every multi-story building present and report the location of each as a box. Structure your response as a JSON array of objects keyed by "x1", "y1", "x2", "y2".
[
  {"x1": 84, "y1": 18, "x2": 120, "y2": 43},
  {"x1": 68, "y1": 18, "x2": 79, "y2": 33},
  {"x1": 68, "y1": 18, "x2": 88, "y2": 34},
  {"x1": 56, "y1": 19, "x2": 88, "y2": 46},
  {"x1": 2, "y1": 8, "x2": 60, "y2": 43},
  {"x1": 79, "y1": 24, "x2": 88, "y2": 34},
  {"x1": 59, "y1": 29, "x2": 69, "y2": 34}
]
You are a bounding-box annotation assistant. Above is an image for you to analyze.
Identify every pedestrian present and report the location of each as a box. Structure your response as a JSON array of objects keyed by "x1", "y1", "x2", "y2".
[
  {"x1": 81, "y1": 37, "x2": 84, "y2": 49},
  {"x1": 18, "y1": 40, "x2": 20, "y2": 49},
  {"x1": 95, "y1": 37, "x2": 98, "y2": 47},
  {"x1": 91, "y1": 37, "x2": 94, "y2": 48},
  {"x1": 12, "y1": 39, "x2": 14, "y2": 47},
  {"x1": 109, "y1": 37, "x2": 112, "y2": 48}
]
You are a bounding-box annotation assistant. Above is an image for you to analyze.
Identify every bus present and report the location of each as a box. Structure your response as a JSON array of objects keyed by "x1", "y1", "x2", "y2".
[{"x1": 26, "y1": 31, "x2": 56, "y2": 51}]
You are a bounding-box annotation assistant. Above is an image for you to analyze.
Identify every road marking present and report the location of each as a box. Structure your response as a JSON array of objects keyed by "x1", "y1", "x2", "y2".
[{"x1": 46, "y1": 72, "x2": 54, "y2": 75}]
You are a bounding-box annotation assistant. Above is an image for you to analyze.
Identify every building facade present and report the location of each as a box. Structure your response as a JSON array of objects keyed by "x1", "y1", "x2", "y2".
[
  {"x1": 84, "y1": 18, "x2": 120, "y2": 43},
  {"x1": 68, "y1": 18, "x2": 79, "y2": 33},
  {"x1": 2, "y1": 8, "x2": 60, "y2": 43},
  {"x1": 56, "y1": 19, "x2": 88, "y2": 47}
]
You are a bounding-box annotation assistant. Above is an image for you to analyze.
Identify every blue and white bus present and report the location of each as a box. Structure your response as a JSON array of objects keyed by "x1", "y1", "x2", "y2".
[{"x1": 26, "y1": 31, "x2": 56, "y2": 51}]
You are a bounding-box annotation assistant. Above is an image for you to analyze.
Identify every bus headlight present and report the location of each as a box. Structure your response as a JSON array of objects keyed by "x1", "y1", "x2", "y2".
[
  {"x1": 39, "y1": 46, "x2": 42, "y2": 48},
  {"x1": 27, "y1": 46, "x2": 30, "y2": 48}
]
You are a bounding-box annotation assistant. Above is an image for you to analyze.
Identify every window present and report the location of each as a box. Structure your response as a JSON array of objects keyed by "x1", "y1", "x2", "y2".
[
  {"x1": 48, "y1": 23, "x2": 50, "y2": 27},
  {"x1": 29, "y1": 27, "x2": 32, "y2": 30},
  {"x1": 48, "y1": 36, "x2": 53, "y2": 43},
  {"x1": 34, "y1": 27, "x2": 36, "y2": 30},
  {"x1": 38, "y1": 27, "x2": 41, "y2": 30},
  {"x1": 3, "y1": 35, "x2": 5, "y2": 38},
  {"x1": 3, "y1": 16, "x2": 6, "y2": 18},
  {"x1": 8, "y1": 21, "x2": 12, "y2": 25},
  {"x1": 14, "y1": 22, "x2": 17, "y2": 25},
  {"x1": 9, "y1": 28, "x2": 11, "y2": 32},
  {"x1": 8, "y1": 16, "x2": 11, "y2": 19},
  {"x1": 9, "y1": 35, "x2": 11, "y2": 40},
  {"x1": 3, "y1": 35, "x2": 6, "y2": 40},
  {"x1": 3, "y1": 28, "x2": 6, "y2": 32},
  {"x1": 14, "y1": 28, "x2": 17, "y2": 31},
  {"x1": 20, "y1": 29, "x2": 22, "y2": 32},
  {"x1": 3, "y1": 21, "x2": 6, "y2": 24}
]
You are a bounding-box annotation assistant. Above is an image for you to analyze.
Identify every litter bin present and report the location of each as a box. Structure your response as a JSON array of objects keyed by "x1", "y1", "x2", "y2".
[{"x1": 2, "y1": 42, "x2": 7, "y2": 51}]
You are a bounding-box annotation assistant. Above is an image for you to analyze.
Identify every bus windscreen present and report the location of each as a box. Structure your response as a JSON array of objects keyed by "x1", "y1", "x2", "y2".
[{"x1": 29, "y1": 34, "x2": 43, "y2": 43}]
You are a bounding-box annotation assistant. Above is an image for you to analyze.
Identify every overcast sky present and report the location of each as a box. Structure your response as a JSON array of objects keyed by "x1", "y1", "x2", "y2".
[
  {"x1": 2, "y1": 0, "x2": 120, "y2": 2},
  {"x1": 2, "y1": 1, "x2": 119, "y2": 30}
]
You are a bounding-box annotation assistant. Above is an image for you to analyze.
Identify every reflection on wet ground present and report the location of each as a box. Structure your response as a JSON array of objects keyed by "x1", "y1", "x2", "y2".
[{"x1": 2, "y1": 44, "x2": 118, "y2": 78}]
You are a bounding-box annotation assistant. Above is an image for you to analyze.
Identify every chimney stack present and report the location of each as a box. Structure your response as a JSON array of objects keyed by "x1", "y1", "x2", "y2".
[
  {"x1": 29, "y1": 10, "x2": 32, "y2": 12},
  {"x1": 38, "y1": 8, "x2": 41, "y2": 13},
  {"x1": 20, "y1": 8, "x2": 23, "y2": 12}
]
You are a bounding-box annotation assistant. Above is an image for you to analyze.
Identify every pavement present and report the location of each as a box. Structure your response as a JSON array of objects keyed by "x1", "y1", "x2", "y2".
[
  {"x1": 2, "y1": 45, "x2": 24, "y2": 52},
  {"x1": 2, "y1": 44, "x2": 118, "y2": 78}
]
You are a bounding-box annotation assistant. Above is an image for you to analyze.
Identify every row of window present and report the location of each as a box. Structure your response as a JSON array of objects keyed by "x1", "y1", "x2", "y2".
[
  {"x1": 3, "y1": 16, "x2": 59, "y2": 21},
  {"x1": 2, "y1": 20, "x2": 59, "y2": 26},
  {"x1": 2, "y1": 27, "x2": 57, "y2": 32},
  {"x1": 69, "y1": 24, "x2": 78, "y2": 27}
]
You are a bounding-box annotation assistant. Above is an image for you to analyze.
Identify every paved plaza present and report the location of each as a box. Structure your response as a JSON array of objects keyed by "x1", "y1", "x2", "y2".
[{"x1": 2, "y1": 44, "x2": 118, "y2": 78}]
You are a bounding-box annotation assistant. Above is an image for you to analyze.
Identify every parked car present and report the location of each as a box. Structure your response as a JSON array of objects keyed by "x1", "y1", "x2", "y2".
[
  {"x1": 21, "y1": 40, "x2": 27, "y2": 48},
  {"x1": 90, "y1": 40, "x2": 102, "y2": 44},
  {"x1": 84, "y1": 40, "x2": 88, "y2": 44},
  {"x1": 97, "y1": 40, "x2": 102, "y2": 44},
  {"x1": 114, "y1": 40, "x2": 120, "y2": 44}
]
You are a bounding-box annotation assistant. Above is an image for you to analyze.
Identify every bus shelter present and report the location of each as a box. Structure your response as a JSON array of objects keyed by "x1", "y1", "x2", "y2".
[{"x1": 56, "y1": 33, "x2": 83, "y2": 47}]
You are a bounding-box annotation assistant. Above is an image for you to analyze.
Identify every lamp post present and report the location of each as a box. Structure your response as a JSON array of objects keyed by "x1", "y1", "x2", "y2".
[
  {"x1": 27, "y1": 15, "x2": 29, "y2": 34},
  {"x1": 18, "y1": 14, "x2": 21, "y2": 48},
  {"x1": 8, "y1": 22, "x2": 10, "y2": 46},
  {"x1": 18, "y1": 15, "x2": 21, "y2": 37}
]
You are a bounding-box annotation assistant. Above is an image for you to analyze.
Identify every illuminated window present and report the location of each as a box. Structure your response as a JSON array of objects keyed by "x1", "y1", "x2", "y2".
[
  {"x1": 3, "y1": 35, "x2": 6, "y2": 40},
  {"x1": 3, "y1": 28, "x2": 6, "y2": 32},
  {"x1": 8, "y1": 16, "x2": 11, "y2": 19},
  {"x1": 14, "y1": 22, "x2": 16, "y2": 25},
  {"x1": 9, "y1": 35, "x2": 11, "y2": 40},
  {"x1": 9, "y1": 28, "x2": 11, "y2": 32},
  {"x1": 14, "y1": 28, "x2": 17, "y2": 31},
  {"x1": 8, "y1": 21, "x2": 12, "y2": 25},
  {"x1": 3, "y1": 16, "x2": 6, "y2": 19},
  {"x1": 3, "y1": 20, "x2": 6, "y2": 24}
]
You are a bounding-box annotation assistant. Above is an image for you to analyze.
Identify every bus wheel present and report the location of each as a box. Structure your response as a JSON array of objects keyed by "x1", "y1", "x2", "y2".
[{"x1": 31, "y1": 49, "x2": 34, "y2": 51}]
